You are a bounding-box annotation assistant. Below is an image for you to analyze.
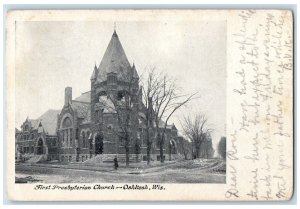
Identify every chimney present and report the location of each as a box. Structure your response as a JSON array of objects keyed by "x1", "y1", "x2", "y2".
[{"x1": 64, "y1": 87, "x2": 72, "y2": 106}]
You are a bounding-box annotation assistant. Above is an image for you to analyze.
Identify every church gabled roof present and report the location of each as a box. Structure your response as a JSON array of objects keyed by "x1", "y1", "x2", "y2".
[
  {"x1": 71, "y1": 101, "x2": 90, "y2": 119},
  {"x1": 28, "y1": 109, "x2": 60, "y2": 135},
  {"x1": 28, "y1": 119, "x2": 39, "y2": 129},
  {"x1": 96, "y1": 30, "x2": 135, "y2": 83},
  {"x1": 74, "y1": 91, "x2": 91, "y2": 103},
  {"x1": 38, "y1": 109, "x2": 60, "y2": 135}
]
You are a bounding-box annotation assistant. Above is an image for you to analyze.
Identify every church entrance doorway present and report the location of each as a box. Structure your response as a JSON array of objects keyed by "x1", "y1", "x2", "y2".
[
  {"x1": 95, "y1": 134, "x2": 104, "y2": 155},
  {"x1": 37, "y1": 138, "x2": 44, "y2": 155}
]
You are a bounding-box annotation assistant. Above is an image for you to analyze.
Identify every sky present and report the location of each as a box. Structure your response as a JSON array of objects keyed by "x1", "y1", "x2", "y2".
[{"x1": 15, "y1": 21, "x2": 226, "y2": 151}]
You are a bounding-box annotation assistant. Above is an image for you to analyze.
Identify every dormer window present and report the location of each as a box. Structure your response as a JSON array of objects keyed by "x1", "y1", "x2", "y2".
[
  {"x1": 117, "y1": 91, "x2": 124, "y2": 101},
  {"x1": 98, "y1": 92, "x2": 108, "y2": 104},
  {"x1": 95, "y1": 110, "x2": 99, "y2": 122},
  {"x1": 38, "y1": 122, "x2": 43, "y2": 133},
  {"x1": 99, "y1": 91, "x2": 107, "y2": 97},
  {"x1": 95, "y1": 109, "x2": 104, "y2": 123},
  {"x1": 118, "y1": 90, "x2": 129, "y2": 102},
  {"x1": 107, "y1": 73, "x2": 117, "y2": 84}
]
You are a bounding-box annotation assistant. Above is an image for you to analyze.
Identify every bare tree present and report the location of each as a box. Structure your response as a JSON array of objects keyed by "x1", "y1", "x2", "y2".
[
  {"x1": 181, "y1": 113, "x2": 213, "y2": 159},
  {"x1": 141, "y1": 68, "x2": 162, "y2": 165},
  {"x1": 142, "y1": 69, "x2": 197, "y2": 163},
  {"x1": 182, "y1": 139, "x2": 192, "y2": 160},
  {"x1": 134, "y1": 136, "x2": 141, "y2": 163},
  {"x1": 218, "y1": 137, "x2": 226, "y2": 159},
  {"x1": 101, "y1": 70, "x2": 139, "y2": 167},
  {"x1": 200, "y1": 132, "x2": 214, "y2": 159}
]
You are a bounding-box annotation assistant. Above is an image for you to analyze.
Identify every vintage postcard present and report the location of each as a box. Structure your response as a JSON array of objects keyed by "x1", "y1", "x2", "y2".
[{"x1": 5, "y1": 9, "x2": 293, "y2": 201}]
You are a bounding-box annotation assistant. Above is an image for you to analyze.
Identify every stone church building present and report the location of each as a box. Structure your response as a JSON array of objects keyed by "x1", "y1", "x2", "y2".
[{"x1": 16, "y1": 29, "x2": 186, "y2": 163}]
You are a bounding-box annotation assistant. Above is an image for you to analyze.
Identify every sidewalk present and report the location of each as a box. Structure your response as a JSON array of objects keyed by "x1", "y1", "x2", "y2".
[
  {"x1": 18, "y1": 160, "x2": 180, "y2": 174},
  {"x1": 17, "y1": 159, "x2": 224, "y2": 175}
]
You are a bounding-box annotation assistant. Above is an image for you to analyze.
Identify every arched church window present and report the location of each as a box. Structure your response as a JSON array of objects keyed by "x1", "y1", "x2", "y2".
[
  {"x1": 65, "y1": 130, "x2": 68, "y2": 145},
  {"x1": 70, "y1": 129, "x2": 73, "y2": 146},
  {"x1": 82, "y1": 132, "x2": 86, "y2": 148},
  {"x1": 99, "y1": 109, "x2": 104, "y2": 122},
  {"x1": 95, "y1": 110, "x2": 99, "y2": 122},
  {"x1": 61, "y1": 117, "x2": 72, "y2": 148},
  {"x1": 62, "y1": 131, "x2": 65, "y2": 144},
  {"x1": 87, "y1": 131, "x2": 92, "y2": 149},
  {"x1": 117, "y1": 91, "x2": 124, "y2": 101},
  {"x1": 62, "y1": 117, "x2": 72, "y2": 128},
  {"x1": 76, "y1": 128, "x2": 79, "y2": 139}
]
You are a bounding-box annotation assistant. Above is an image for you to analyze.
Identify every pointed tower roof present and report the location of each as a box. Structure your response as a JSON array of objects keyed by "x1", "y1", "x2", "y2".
[
  {"x1": 131, "y1": 62, "x2": 139, "y2": 78},
  {"x1": 96, "y1": 30, "x2": 132, "y2": 83},
  {"x1": 90, "y1": 63, "x2": 98, "y2": 80}
]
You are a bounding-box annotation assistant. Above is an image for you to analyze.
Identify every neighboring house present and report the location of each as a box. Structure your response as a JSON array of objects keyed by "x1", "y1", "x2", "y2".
[
  {"x1": 16, "y1": 110, "x2": 60, "y2": 161},
  {"x1": 15, "y1": 128, "x2": 22, "y2": 161},
  {"x1": 16, "y1": 29, "x2": 185, "y2": 163}
]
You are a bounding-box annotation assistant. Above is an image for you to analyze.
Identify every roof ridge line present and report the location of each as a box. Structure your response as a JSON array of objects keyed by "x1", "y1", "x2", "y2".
[
  {"x1": 71, "y1": 100, "x2": 90, "y2": 104},
  {"x1": 81, "y1": 90, "x2": 91, "y2": 94}
]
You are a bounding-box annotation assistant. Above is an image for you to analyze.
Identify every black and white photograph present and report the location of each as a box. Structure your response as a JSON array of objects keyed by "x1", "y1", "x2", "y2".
[
  {"x1": 14, "y1": 20, "x2": 226, "y2": 184},
  {"x1": 5, "y1": 9, "x2": 293, "y2": 201}
]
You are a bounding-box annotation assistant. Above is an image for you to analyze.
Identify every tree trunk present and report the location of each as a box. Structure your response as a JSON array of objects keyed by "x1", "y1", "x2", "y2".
[
  {"x1": 191, "y1": 140, "x2": 194, "y2": 159},
  {"x1": 135, "y1": 140, "x2": 140, "y2": 163},
  {"x1": 160, "y1": 143, "x2": 164, "y2": 163},
  {"x1": 196, "y1": 140, "x2": 203, "y2": 159},
  {"x1": 183, "y1": 147, "x2": 188, "y2": 160},
  {"x1": 146, "y1": 128, "x2": 151, "y2": 165},
  {"x1": 147, "y1": 142, "x2": 151, "y2": 165},
  {"x1": 169, "y1": 143, "x2": 172, "y2": 161},
  {"x1": 159, "y1": 133, "x2": 164, "y2": 163},
  {"x1": 195, "y1": 139, "x2": 201, "y2": 159},
  {"x1": 125, "y1": 133, "x2": 130, "y2": 167}
]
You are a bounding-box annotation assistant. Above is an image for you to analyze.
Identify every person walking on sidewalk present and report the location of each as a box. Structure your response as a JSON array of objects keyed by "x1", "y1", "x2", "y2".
[{"x1": 114, "y1": 156, "x2": 119, "y2": 170}]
